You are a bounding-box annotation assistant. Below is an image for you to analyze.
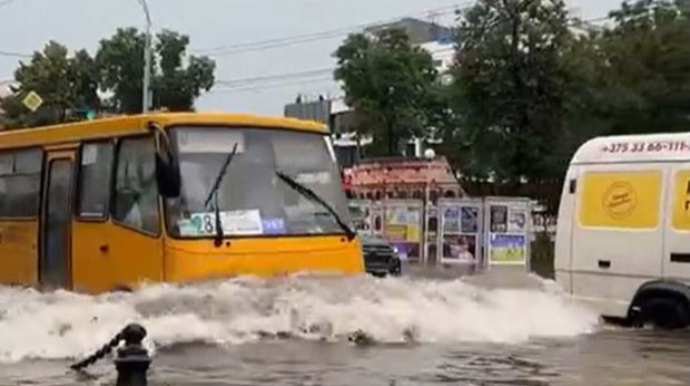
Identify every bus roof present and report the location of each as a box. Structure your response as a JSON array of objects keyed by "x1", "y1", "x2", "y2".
[
  {"x1": 571, "y1": 132, "x2": 690, "y2": 165},
  {"x1": 0, "y1": 112, "x2": 327, "y2": 150}
]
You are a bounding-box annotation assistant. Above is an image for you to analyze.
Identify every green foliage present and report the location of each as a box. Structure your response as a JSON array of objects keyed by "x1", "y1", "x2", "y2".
[
  {"x1": 594, "y1": 0, "x2": 690, "y2": 135},
  {"x1": 1, "y1": 41, "x2": 100, "y2": 128},
  {"x1": 2, "y1": 27, "x2": 216, "y2": 129},
  {"x1": 448, "y1": 0, "x2": 690, "y2": 188},
  {"x1": 96, "y1": 27, "x2": 149, "y2": 114},
  {"x1": 451, "y1": 0, "x2": 573, "y2": 184},
  {"x1": 97, "y1": 28, "x2": 216, "y2": 114},
  {"x1": 334, "y1": 28, "x2": 442, "y2": 156}
]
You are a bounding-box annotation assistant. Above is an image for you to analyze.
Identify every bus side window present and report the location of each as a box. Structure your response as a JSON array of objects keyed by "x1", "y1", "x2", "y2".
[
  {"x1": 112, "y1": 137, "x2": 160, "y2": 235},
  {"x1": 0, "y1": 148, "x2": 42, "y2": 219},
  {"x1": 77, "y1": 142, "x2": 114, "y2": 220}
]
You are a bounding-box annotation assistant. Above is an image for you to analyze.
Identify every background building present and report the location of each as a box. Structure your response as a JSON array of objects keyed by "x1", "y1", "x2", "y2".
[
  {"x1": 284, "y1": 17, "x2": 456, "y2": 169},
  {"x1": 343, "y1": 156, "x2": 466, "y2": 201}
]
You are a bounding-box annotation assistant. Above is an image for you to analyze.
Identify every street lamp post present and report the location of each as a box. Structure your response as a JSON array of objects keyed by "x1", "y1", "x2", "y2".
[
  {"x1": 423, "y1": 148, "x2": 436, "y2": 265},
  {"x1": 136, "y1": 0, "x2": 152, "y2": 113}
]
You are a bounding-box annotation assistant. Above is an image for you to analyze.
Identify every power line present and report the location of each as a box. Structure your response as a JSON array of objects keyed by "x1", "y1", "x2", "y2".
[
  {"x1": 192, "y1": 3, "x2": 467, "y2": 57},
  {"x1": 215, "y1": 67, "x2": 334, "y2": 87},
  {"x1": 213, "y1": 46, "x2": 458, "y2": 92},
  {"x1": 0, "y1": 3, "x2": 464, "y2": 62},
  {"x1": 199, "y1": 9, "x2": 618, "y2": 58},
  {"x1": 194, "y1": 3, "x2": 462, "y2": 54},
  {"x1": 0, "y1": 50, "x2": 31, "y2": 58},
  {"x1": 0, "y1": 0, "x2": 18, "y2": 9},
  {"x1": 0, "y1": 10, "x2": 615, "y2": 63},
  {"x1": 211, "y1": 75, "x2": 336, "y2": 94},
  {"x1": 206, "y1": 12, "x2": 622, "y2": 95}
]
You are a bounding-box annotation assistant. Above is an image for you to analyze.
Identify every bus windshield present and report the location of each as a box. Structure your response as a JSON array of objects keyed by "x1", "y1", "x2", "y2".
[{"x1": 165, "y1": 126, "x2": 352, "y2": 238}]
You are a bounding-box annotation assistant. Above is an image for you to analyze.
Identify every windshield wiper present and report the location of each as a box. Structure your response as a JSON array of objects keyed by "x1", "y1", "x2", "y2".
[
  {"x1": 204, "y1": 143, "x2": 239, "y2": 247},
  {"x1": 275, "y1": 170, "x2": 356, "y2": 241}
]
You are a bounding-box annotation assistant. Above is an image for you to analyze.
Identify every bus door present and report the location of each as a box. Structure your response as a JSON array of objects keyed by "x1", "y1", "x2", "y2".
[
  {"x1": 40, "y1": 150, "x2": 76, "y2": 290},
  {"x1": 72, "y1": 138, "x2": 164, "y2": 293}
]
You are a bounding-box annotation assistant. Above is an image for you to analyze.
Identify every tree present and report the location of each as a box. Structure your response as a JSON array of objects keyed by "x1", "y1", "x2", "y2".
[
  {"x1": 1, "y1": 41, "x2": 100, "y2": 128},
  {"x1": 593, "y1": 0, "x2": 690, "y2": 135},
  {"x1": 2, "y1": 27, "x2": 216, "y2": 129},
  {"x1": 334, "y1": 28, "x2": 441, "y2": 157},
  {"x1": 97, "y1": 28, "x2": 216, "y2": 114},
  {"x1": 96, "y1": 28, "x2": 147, "y2": 114},
  {"x1": 451, "y1": 0, "x2": 574, "y2": 185}
]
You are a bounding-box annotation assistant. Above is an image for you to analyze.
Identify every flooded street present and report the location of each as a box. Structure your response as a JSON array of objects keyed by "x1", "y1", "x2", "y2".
[{"x1": 0, "y1": 270, "x2": 687, "y2": 386}]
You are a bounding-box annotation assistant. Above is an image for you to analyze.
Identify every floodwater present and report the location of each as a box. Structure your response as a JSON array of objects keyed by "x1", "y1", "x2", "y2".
[{"x1": 0, "y1": 268, "x2": 687, "y2": 386}]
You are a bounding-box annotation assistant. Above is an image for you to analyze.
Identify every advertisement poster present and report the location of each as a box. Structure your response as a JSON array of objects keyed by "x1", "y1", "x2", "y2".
[
  {"x1": 508, "y1": 208, "x2": 528, "y2": 233},
  {"x1": 391, "y1": 242, "x2": 420, "y2": 261},
  {"x1": 384, "y1": 205, "x2": 422, "y2": 260},
  {"x1": 490, "y1": 205, "x2": 508, "y2": 233},
  {"x1": 438, "y1": 203, "x2": 482, "y2": 265},
  {"x1": 461, "y1": 206, "x2": 479, "y2": 233},
  {"x1": 384, "y1": 206, "x2": 421, "y2": 243},
  {"x1": 442, "y1": 234, "x2": 477, "y2": 263},
  {"x1": 489, "y1": 234, "x2": 527, "y2": 265},
  {"x1": 485, "y1": 200, "x2": 531, "y2": 267},
  {"x1": 442, "y1": 207, "x2": 461, "y2": 234}
]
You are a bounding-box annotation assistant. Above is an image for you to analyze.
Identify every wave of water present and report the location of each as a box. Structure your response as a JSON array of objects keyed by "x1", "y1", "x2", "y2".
[{"x1": 0, "y1": 273, "x2": 600, "y2": 363}]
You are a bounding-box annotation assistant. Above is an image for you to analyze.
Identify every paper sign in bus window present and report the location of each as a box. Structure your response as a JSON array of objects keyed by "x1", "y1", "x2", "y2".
[
  {"x1": 176, "y1": 129, "x2": 245, "y2": 154},
  {"x1": 177, "y1": 209, "x2": 264, "y2": 236}
]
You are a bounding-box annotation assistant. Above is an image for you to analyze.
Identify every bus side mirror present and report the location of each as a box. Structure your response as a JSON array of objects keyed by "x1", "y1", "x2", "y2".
[
  {"x1": 156, "y1": 151, "x2": 181, "y2": 198},
  {"x1": 148, "y1": 121, "x2": 181, "y2": 198}
]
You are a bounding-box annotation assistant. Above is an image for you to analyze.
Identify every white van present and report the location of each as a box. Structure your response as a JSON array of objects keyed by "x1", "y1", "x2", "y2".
[{"x1": 555, "y1": 133, "x2": 690, "y2": 329}]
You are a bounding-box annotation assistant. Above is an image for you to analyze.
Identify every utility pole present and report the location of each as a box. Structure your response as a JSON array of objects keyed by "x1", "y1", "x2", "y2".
[
  {"x1": 428, "y1": 10, "x2": 440, "y2": 40},
  {"x1": 136, "y1": 0, "x2": 152, "y2": 113}
]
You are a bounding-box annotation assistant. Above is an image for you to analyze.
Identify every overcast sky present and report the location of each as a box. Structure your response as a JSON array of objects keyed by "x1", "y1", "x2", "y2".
[{"x1": 0, "y1": 0, "x2": 621, "y2": 116}]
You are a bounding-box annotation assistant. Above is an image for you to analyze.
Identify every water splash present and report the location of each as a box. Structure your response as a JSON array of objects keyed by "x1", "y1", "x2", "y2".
[{"x1": 0, "y1": 273, "x2": 600, "y2": 363}]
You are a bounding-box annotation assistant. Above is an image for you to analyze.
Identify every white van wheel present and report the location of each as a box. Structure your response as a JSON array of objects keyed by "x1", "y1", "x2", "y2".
[{"x1": 635, "y1": 297, "x2": 690, "y2": 330}]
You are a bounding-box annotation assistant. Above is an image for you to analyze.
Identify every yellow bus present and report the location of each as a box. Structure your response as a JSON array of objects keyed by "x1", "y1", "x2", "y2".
[{"x1": 0, "y1": 112, "x2": 364, "y2": 294}]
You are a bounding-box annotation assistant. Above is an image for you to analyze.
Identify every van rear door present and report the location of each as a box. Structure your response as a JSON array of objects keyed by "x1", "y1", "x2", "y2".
[
  {"x1": 554, "y1": 165, "x2": 580, "y2": 294},
  {"x1": 663, "y1": 165, "x2": 690, "y2": 283}
]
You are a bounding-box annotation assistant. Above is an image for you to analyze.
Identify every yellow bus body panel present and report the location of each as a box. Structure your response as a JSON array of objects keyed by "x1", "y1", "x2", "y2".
[
  {"x1": 164, "y1": 237, "x2": 365, "y2": 284},
  {"x1": 72, "y1": 221, "x2": 164, "y2": 294},
  {"x1": 0, "y1": 112, "x2": 364, "y2": 294},
  {"x1": 0, "y1": 113, "x2": 326, "y2": 151},
  {"x1": 0, "y1": 220, "x2": 39, "y2": 285}
]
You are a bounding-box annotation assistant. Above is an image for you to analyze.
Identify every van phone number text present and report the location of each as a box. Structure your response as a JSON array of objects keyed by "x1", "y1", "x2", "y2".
[{"x1": 602, "y1": 141, "x2": 690, "y2": 154}]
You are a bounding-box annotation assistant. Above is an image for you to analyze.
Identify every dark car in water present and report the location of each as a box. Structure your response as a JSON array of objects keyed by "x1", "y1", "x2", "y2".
[{"x1": 359, "y1": 233, "x2": 401, "y2": 278}]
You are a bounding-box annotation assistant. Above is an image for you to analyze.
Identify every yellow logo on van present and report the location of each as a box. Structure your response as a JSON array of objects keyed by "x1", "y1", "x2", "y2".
[
  {"x1": 603, "y1": 182, "x2": 637, "y2": 219},
  {"x1": 580, "y1": 171, "x2": 660, "y2": 229}
]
